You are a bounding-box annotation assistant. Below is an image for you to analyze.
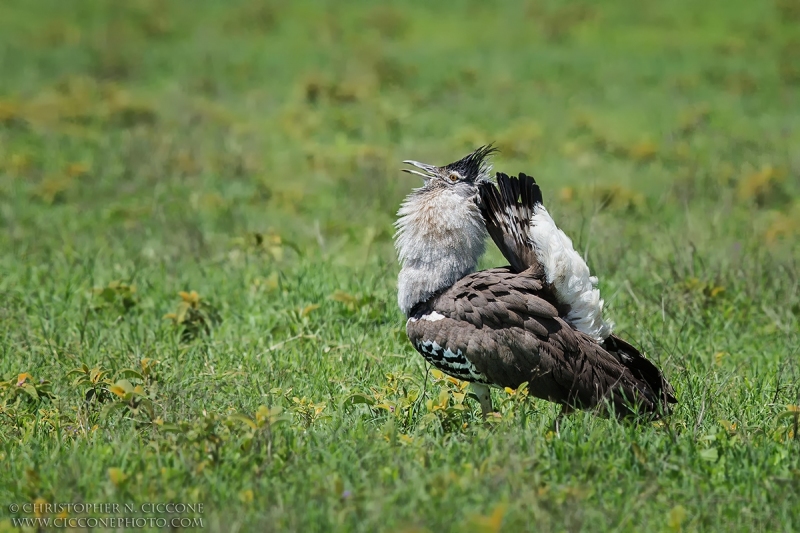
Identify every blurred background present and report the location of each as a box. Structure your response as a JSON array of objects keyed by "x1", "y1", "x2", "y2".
[{"x1": 0, "y1": 0, "x2": 797, "y2": 265}]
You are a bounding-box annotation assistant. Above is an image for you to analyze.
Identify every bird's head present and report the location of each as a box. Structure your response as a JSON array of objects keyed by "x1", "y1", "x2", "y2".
[{"x1": 401, "y1": 144, "x2": 497, "y2": 198}]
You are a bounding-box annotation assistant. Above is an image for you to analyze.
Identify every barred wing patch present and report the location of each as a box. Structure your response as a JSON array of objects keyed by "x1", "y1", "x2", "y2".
[{"x1": 414, "y1": 338, "x2": 491, "y2": 384}]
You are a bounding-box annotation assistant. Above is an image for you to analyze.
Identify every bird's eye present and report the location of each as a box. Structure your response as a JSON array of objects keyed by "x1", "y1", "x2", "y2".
[{"x1": 448, "y1": 172, "x2": 460, "y2": 182}]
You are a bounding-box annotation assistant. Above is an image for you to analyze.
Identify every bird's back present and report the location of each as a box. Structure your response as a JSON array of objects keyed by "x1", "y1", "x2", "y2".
[{"x1": 408, "y1": 266, "x2": 675, "y2": 418}]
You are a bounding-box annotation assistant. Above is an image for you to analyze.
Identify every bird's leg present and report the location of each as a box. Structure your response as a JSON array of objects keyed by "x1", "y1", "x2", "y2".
[
  {"x1": 551, "y1": 404, "x2": 574, "y2": 436},
  {"x1": 470, "y1": 383, "x2": 493, "y2": 419}
]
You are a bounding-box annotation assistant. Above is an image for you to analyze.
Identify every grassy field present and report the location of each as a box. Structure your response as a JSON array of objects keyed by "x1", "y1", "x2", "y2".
[{"x1": 1, "y1": 0, "x2": 799, "y2": 531}]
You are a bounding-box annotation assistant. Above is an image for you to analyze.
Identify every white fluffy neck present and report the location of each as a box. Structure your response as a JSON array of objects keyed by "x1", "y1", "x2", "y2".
[
  {"x1": 395, "y1": 187, "x2": 487, "y2": 316},
  {"x1": 528, "y1": 204, "x2": 613, "y2": 342}
]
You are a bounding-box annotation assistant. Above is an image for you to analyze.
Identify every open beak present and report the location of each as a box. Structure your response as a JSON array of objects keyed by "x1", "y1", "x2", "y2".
[{"x1": 401, "y1": 160, "x2": 438, "y2": 181}]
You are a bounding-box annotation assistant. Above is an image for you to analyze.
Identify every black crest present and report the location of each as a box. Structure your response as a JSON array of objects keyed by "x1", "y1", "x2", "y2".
[{"x1": 444, "y1": 144, "x2": 499, "y2": 180}]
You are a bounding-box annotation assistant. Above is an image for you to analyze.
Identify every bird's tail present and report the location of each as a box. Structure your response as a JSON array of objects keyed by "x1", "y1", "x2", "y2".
[
  {"x1": 478, "y1": 172, "x2": 543, "y2": 274},
  {"x1": 603, "y1": 334, "x2": 678, "y2": 417}
]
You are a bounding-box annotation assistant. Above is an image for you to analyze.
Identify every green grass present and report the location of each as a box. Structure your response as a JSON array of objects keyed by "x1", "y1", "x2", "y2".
[{"x1": 1, "y1": 0, "x2": 799, "y2": 531}]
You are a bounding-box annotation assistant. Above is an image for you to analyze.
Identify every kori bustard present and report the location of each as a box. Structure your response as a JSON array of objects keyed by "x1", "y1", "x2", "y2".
[{"x1": 395, "y1": 146, "x2": 676, "y2": 421}]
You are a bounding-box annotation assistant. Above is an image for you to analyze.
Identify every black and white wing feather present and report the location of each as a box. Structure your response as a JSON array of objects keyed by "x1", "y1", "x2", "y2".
[
  {"x1": 478, "y1": 172, "x2": 543, "y2": 275},
  {"x1": 479, "y1": 172, "x2": 614, "y2": 342}
]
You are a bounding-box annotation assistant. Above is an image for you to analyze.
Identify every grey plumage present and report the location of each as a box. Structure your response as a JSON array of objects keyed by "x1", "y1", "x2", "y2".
[
  {"x1": 395, "y1": 148, "x2": 495, "y2": 316},
  {"x1": 395, "y1": 147, "x2": 676, "y2": 420}
]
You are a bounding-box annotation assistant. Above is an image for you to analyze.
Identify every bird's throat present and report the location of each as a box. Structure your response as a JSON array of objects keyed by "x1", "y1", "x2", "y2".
[{"x1": 395, "y1": 189, "x2": 487, "y2": 315}]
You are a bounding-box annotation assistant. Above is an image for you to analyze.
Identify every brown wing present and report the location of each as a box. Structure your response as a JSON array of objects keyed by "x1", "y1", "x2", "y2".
[{"x1": 407, "y1": 267, "x2": 673, "y2": 418}]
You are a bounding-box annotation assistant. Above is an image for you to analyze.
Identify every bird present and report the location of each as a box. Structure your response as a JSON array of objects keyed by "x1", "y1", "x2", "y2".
[{"x1": 394, "y1": 145, "x2": 676, "y2": 422}]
